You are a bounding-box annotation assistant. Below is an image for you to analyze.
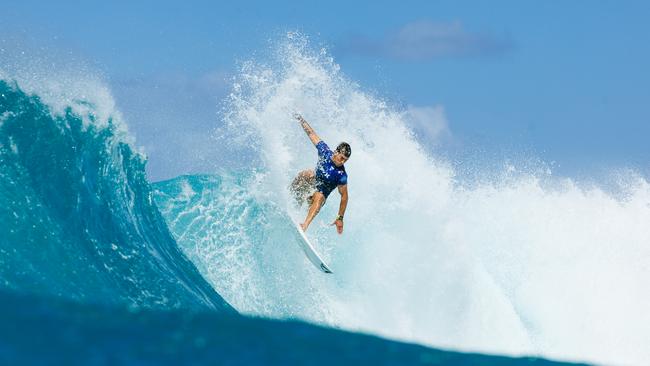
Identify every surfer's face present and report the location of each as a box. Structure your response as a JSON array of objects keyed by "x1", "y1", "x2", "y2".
[{"x1": 332, "y1": 153, "x2": 348, "y2": 167}]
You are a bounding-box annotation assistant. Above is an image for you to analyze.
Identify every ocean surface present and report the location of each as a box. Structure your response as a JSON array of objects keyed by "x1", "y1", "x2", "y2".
[{"x1": 1, "y1": 37, "x2": 648, "y2": 365}]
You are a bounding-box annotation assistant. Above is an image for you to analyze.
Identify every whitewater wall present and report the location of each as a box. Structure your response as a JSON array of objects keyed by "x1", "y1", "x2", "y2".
[
  {"x1": 0, "y1": 78, "x2": 232, "y2": 311},
  {"x1": 153, "y1": 36, "x2": 650, "y2": 365}
]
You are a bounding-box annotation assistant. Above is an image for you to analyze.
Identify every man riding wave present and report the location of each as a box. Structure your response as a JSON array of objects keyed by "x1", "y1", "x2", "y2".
[{"x1": 290, "y1": 114, "x2": 350, "y2": 234}]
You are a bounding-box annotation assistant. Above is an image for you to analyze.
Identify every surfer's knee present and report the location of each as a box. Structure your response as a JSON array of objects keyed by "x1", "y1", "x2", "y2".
[
  {"x1": 292, "y1": 170, "x2": 314, "y2": 190},
  {"x1": 294, "y1": 170, "x2": 315, "y2": 187},
  {"x1": 299, "y1": 169, "x2": 315, "y2": 179}
]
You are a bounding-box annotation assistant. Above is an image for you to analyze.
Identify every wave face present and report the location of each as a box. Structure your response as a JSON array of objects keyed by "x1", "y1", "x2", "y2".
[
  {"x1": 154, "y1": 36, "x2": 650, "y2": 365},
  {"x1": 0, "y1": 79, "x2": 232, "y2": 311}
]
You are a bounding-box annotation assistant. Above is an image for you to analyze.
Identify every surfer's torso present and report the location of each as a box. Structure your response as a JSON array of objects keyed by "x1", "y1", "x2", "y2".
[{"x1": 315, "y1": 141, "x2": 347, "y2": 198}]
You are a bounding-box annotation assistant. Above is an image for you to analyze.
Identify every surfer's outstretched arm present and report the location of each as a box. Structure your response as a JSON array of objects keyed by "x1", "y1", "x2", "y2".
[
  {"x1": 294, "y1": 114, "x2": 322, "y2": 146},
  {"x1": 331, "y1": 184, "x2": 348, "y2": 234}
]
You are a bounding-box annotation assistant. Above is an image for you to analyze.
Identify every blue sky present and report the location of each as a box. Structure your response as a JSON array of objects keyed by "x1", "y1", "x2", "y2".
[{"x1": 2, "y1": 0, "x2": 649, "y2": 180}]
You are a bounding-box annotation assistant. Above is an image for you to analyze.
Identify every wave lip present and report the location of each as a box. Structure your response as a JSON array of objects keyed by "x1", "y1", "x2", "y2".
[{"x1": 0, "y1": 79, "x2": 232, "y2": 311}]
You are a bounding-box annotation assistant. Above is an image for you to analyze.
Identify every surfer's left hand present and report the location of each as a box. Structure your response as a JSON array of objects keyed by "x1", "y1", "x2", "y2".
[{"x1": 331, "y1": 219, "x2": 344, "y2": 234}]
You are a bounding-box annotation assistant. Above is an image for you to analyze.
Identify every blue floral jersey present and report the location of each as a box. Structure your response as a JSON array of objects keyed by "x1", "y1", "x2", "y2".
[{"x1": 315, "y1": 141, "x2": 347, "y2": 198}]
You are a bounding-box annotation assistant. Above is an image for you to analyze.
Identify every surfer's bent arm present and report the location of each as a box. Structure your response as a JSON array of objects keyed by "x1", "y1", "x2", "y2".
[
  {"x1": 337, "y1": 184, "x2": 348, "y2": 219},
  {"x1": 294, "y1": 114, "x2": 321, "y2": 146}
]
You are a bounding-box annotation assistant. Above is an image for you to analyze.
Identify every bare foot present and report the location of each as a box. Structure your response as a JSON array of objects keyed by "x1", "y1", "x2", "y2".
[{"x1": 300, "y1": 223, "x2": 308, "y2": 232}]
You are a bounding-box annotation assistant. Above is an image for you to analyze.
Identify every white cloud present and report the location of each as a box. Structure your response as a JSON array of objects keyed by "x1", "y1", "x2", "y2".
[
  {"x1": 405, "y1": 104, "x2": 451, "y2": 144},
  {"x1": 340, "y1": 20, "x2": 514, "y2": 61}
]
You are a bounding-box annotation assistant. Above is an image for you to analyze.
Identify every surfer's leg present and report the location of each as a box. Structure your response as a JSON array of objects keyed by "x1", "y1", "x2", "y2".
[
  {"x1": 298, "y1": 169, "x2": 315, "y2": 179},
  {"x1": 291, "y1": 170, "x2": 316, "y2": 205},
  {"x1": 301, "y1": 192, "x2": 325, "y2": 231},
  {"x1": 291, "y1": 170, "x2": 315, "y2": 190}
]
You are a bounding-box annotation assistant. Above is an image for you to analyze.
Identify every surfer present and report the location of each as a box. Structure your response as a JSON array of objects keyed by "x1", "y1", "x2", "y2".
[{"x1": 290, "y1": 113, "x2": 350, "y2": 234}]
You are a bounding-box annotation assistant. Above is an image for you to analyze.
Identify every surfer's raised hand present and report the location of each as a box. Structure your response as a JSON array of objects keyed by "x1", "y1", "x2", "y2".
[
  {"x1": 331, "y1": 218, "x2": 344, "y2": 234},
  {"x1": 295, "y1": 114, "x2": 322, "y2": 146}
]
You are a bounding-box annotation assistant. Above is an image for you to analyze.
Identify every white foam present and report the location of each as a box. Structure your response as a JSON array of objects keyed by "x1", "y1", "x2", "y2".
[
  {"x1": 214, "y1": 34, "x2": 650, "y2": 365},
  {"x1": 0, "y1": 41, "x2": 135, "y2": 148}
]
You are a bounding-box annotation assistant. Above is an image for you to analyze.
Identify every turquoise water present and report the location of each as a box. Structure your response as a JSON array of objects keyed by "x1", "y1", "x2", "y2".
[
  {"x1": 0, "y1": 80, "x2": 230, "y2": 311},
  {"x1": 0, "y1": 79, "x2": 582, "y2": 366},
  {"x1": 0, "y1": 288, "x2": 584, "y2": 366}
]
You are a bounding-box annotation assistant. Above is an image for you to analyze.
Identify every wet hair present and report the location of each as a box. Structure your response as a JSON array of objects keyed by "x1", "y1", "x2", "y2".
[{"x1": 335, "y1": 142, "x2": 351, "y2": 158}]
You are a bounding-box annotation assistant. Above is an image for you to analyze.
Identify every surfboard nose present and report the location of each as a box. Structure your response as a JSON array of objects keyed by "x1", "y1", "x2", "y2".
[{"x1": 320, "y1": 263, "x2": 333, "y2": 274}]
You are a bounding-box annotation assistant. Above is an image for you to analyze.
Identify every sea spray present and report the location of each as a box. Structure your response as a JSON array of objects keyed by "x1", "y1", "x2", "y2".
[{"x1": 155, "y1": 34, "x2": 650, "y2": 365}]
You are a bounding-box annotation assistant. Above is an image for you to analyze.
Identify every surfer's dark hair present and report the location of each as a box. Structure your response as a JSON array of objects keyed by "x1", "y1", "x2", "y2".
[{"x1": 336, "y1": 142, "x2": 351, "y2": 158}]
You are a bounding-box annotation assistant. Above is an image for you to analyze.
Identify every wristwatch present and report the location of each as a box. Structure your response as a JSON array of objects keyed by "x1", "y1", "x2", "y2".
[{"x1": 336, "y1": 215, "x2": 344, "y2": 221}]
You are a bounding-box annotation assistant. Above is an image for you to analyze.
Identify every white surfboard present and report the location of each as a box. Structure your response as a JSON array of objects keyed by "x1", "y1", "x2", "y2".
[{"x1": 291, "y1": 219, "x2": 333, "y2": 274}]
